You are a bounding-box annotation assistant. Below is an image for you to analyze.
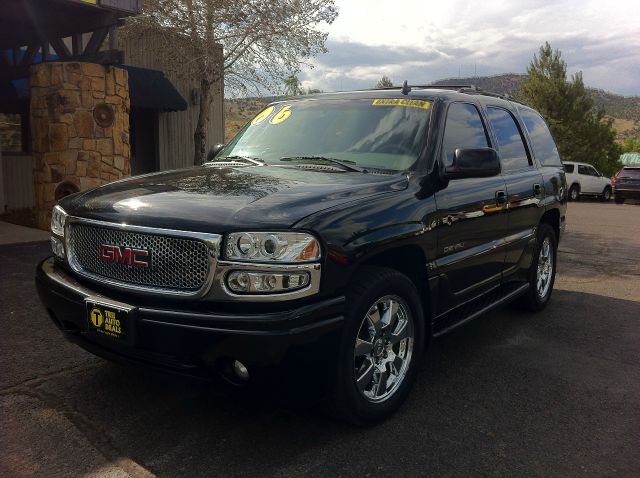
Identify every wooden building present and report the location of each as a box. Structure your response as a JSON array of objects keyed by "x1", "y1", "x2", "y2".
[
  {"x1": 0, "y1": 0, "x2": 224, "y2": 218},
  {"x1": 121, "y1": 33, "x2": 225, "y2": 174}
]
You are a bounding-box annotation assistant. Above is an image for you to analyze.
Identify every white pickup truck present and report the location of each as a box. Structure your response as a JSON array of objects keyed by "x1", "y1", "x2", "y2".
[{"x1": 563, "y1": 161, "x2": 612, "y2": 201}]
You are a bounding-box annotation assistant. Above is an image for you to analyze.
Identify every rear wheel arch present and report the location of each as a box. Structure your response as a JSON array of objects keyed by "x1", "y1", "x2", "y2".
[{"x1": 540, "y1": 208, "x2": 560, "y2": 243}]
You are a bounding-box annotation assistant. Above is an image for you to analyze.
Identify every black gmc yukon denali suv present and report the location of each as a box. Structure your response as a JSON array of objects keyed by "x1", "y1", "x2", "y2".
[{"x1": 37, "y1": 86, "x2": 567, "y2": 424}]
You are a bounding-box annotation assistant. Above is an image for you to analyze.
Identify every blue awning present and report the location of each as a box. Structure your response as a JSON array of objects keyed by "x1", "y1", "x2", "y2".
[{"x1": 121, "y1": 65, "x2": 187, "y2": 112}]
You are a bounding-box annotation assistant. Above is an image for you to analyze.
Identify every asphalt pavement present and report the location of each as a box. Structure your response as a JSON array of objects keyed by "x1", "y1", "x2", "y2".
[{"x1": 1, "y1": 201, "x2": 639, "y2": 477}]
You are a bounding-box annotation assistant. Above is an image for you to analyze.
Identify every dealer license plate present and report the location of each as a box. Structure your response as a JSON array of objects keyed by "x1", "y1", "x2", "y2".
[{"x1": 85, "y1": 300, "x2": 132, "y2": 342}]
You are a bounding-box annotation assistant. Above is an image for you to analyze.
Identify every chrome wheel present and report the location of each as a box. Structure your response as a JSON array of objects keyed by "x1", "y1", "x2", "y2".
[
  {"x1": 353, "y1": 295, "x2": 414, "y2": 403},
  {"x1": 536, "y1": 237, "x2": 553, "y2": 299},
  {"x1": 569, "y1": 187, "x2": 579, "y2": 201}
]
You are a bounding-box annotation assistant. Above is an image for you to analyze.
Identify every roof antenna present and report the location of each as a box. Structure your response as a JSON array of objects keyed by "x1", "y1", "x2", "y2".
[{"x1": 401, "y1": 80, "x2": 411, "y2": 95}]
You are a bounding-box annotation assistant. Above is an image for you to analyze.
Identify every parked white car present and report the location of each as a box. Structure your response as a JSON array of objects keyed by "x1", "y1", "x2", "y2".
[{"x1": 563, "y1": 161, "x2": 612, "y2": 201}]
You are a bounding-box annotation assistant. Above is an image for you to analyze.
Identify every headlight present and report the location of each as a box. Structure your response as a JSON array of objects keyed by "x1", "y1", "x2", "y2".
[
  {"x1": 50, "y1": 205, "x2": 67, "y2": 237},
  {"x1": 225, "y1": 232, "x2": 320, "y2": 262}
]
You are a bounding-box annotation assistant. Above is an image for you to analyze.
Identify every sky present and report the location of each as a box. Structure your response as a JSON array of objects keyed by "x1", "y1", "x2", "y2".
[{"x1": 298, "y1": 0, "x2": 640, "y2": 96}]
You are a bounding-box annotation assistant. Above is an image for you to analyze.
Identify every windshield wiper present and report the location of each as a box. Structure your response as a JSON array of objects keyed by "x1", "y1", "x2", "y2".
[
  {"x1": 280, "y1": 156, "x2": 367, "y2": 173},
  {"x1": 213, "y1": 155, "x2": 266, "y2": 166}
]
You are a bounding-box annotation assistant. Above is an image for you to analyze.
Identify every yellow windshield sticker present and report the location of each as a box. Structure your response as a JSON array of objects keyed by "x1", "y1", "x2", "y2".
[
  {"x1": 270, "y1": 105, "x2": 292, "y2": 124},
  {"x1": 372, "y1": 99, "x2": 431, "y2": 109},
  {"x1": 251, "y1": 105, "x2": 292, "y2": 125},
  {"x1": 251, "y1": 106, "x2": 275, "y2": 125}
]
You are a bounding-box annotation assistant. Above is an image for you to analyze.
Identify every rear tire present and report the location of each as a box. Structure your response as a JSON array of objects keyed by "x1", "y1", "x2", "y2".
[
  {"x1": 331, "y1": 266, "x2": 425, "y2": 426},
  {"x1": 602, "y1": 187, "x2": 611, "y2": 202},
  {"x1": 517, "y1": 223, "x2": 557, "y2": 312},
  {"x1": 569, "y1": 184, "x2": 580, "y2": 201},
  {"x1": 615, "y1": 195, "x2": 625, "y2": 204}
]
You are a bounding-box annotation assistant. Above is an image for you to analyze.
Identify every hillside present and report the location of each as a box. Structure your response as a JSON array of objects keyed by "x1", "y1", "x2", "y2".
[{"x1": 224, "y1": 74, "x2": 640, "y2": 142}]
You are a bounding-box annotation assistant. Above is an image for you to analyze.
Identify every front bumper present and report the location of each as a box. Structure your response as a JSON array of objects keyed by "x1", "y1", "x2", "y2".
[{"x1": 36, "y1": 257, "x2": 344, "y2": 381}]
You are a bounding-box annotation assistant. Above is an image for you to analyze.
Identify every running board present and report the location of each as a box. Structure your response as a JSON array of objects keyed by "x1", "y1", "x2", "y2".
[{"x1": 433, "y1": 282, "x2": 530, "y2": 338}]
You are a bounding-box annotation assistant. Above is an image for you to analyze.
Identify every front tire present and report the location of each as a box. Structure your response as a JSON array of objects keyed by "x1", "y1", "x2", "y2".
[
  {"x1": 332, "y1": 266, "x2": 425, "y2": 425},
  {"x1": 569, "y1": 184, "x2": 580, "y2": 201},
  {"x1": 518, "y1": 223, "x2": 557, "y2": 312}
]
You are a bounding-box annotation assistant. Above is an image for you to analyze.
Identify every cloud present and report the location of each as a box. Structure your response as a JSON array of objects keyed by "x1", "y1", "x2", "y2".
[{"x1": 301, "y1": 0, "x2": 640, "y2": 95}]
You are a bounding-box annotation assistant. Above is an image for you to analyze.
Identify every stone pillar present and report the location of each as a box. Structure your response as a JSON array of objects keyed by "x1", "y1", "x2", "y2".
[{"x1": 30, "y1": 62, "x2": 131, "y2": 230}]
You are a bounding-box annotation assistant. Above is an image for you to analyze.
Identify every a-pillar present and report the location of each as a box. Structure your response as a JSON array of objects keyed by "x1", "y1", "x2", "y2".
[{"x1": 30, "y1": 62, "x2": 131, "y2": 230}]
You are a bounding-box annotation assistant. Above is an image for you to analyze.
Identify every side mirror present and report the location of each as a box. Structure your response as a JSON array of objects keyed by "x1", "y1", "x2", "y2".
[
  {"x1": 205, "y1": 143, "x2": 225, "y2": 163},
  {"x1": 443, "y1": 148, "x2": 501, "y2": 180}
]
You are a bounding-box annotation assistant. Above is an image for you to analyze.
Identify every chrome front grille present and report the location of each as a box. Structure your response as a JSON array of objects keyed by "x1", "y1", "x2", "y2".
[{"x1": 67, "y1": 222, "x2": 216, "y2": 294}]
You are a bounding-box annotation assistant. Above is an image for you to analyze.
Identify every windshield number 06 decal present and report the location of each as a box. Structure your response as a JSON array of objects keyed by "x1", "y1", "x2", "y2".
[
  {"x1": 270, "y1": 105, "x2": 291, "y2": 124},
  {"x1": 251, "y1": 106, "x2": 275, "y2": 125},
  {"x1": 251, "y1": 105, "x2": 291, "y2": 126}
]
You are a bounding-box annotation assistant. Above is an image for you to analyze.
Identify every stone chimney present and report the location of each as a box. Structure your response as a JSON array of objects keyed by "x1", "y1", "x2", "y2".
[{"x1": 30, "y1": 62, "x2": 131, "y2": 230}]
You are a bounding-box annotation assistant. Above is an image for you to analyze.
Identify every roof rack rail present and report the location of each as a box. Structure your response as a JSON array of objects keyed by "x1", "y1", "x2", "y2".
[{"x1": 372, "y1": 83, "x2": 528, "y2": 105}]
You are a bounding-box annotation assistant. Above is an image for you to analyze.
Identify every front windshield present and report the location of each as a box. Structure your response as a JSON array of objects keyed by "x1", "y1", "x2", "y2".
[{"x1": 219, "y1": 98, "x2": 432, "y2": 172}]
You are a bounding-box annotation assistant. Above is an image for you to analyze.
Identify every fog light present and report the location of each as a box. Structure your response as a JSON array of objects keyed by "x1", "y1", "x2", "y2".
[
  {"x1": 226, "y1": 270, "x2": 311, "y2": 294},
  {"x1": 233, "y1": 360, "x2": 250, "y2": 381},
  {"x1": 51, "y1": 236, "x2": 65, "y2": 259}
]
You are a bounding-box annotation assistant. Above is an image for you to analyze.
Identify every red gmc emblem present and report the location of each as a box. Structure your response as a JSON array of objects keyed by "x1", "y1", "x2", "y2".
[{"x1": 99, "y1": 244, "x2": 150, "y2": 268}]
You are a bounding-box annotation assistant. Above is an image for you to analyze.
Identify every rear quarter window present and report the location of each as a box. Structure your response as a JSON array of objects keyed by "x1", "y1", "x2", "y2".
[
  {"x1": 518, "y1": 106, "x2": 562, "y2": 166},
  {"x1": 620, "y1": 168, "x2": 640, "y2": 178},
  {"x1": 564, "y1": 164, "x2": 575, "y2": 173}
]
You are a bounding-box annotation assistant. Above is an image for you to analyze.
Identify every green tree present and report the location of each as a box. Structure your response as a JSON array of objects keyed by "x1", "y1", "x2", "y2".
[
  {"x1": 124, "y1": 0, "x2": 337, "y2": 165},
  {"x1": 518, "y1": 42, "x2": 621, "y2": 175},
  {"x1": 622, "y1": 136, "x2": 640, "y2": 152},
  {"x1": 375, "y1": 76, "x2": 393, "y2": 88},
  {"x1": 284, "y1": 75, "x2": 304, "y2": 96}
]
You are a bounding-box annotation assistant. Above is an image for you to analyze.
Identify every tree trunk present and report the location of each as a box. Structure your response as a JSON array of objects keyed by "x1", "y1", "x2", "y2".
[{"x1": 193, "y1": 78, "x2": 212, "y2": 166}]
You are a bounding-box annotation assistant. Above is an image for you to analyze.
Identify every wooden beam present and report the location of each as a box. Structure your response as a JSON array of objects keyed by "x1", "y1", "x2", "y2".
[
  {"x1": 83, "y1": 27, "x2": 109, "y2": 54},
  {"x1": 41, "y1": 42, "x2": 50, "y2": 61},
  {"x1": 20, "y1": 44, "x2": 40, "y2": 67},
  {"x1": 72, "y1": 33, "x2": 83, "y2": 56},
  {"x1": 108, "y1": 25, "x2": 117, "y2": 50},
  {"x1": 50, "y1": 37, "x2": 71, "y2": 59}
]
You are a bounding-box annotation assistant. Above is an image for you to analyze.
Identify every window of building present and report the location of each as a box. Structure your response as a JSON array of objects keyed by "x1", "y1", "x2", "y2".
[
  {"x1": 442, "y1": 103, "x2": 490, "y2": 166},
  {"x1": 486, "y1": 107, "x2": 530, "y2": 172}
]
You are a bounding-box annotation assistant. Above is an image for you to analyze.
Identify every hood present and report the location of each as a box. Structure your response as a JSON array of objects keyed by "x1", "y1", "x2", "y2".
[{"x1": 60, "y1": 165, "x2": 408, "y2": 233}]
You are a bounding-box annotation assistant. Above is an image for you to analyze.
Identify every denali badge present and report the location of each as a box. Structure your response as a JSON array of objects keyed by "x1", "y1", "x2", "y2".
[{"x1": 99, "y1": 244, "x2": 150, "y2": 268}]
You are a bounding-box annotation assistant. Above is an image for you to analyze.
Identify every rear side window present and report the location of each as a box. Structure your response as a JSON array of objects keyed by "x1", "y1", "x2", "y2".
[
  {"x1": 518, "y1": 107, "x2": 562, "y2": 166},
  {"x1": 564, "y1": 164, "x2": 575, "y2": 173},
  {"x1": 441, "y1": 103, "x2": 489, "y2": 166},
  {"x1": 578, "y1": 165, "x2": 598, "y2": 176},
  {"x1": 619, "y1": 168, "x2": 640, "y2": 178},
  {"x1": 486, "y1": 107, "x2": 530, "y2": 172}
]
